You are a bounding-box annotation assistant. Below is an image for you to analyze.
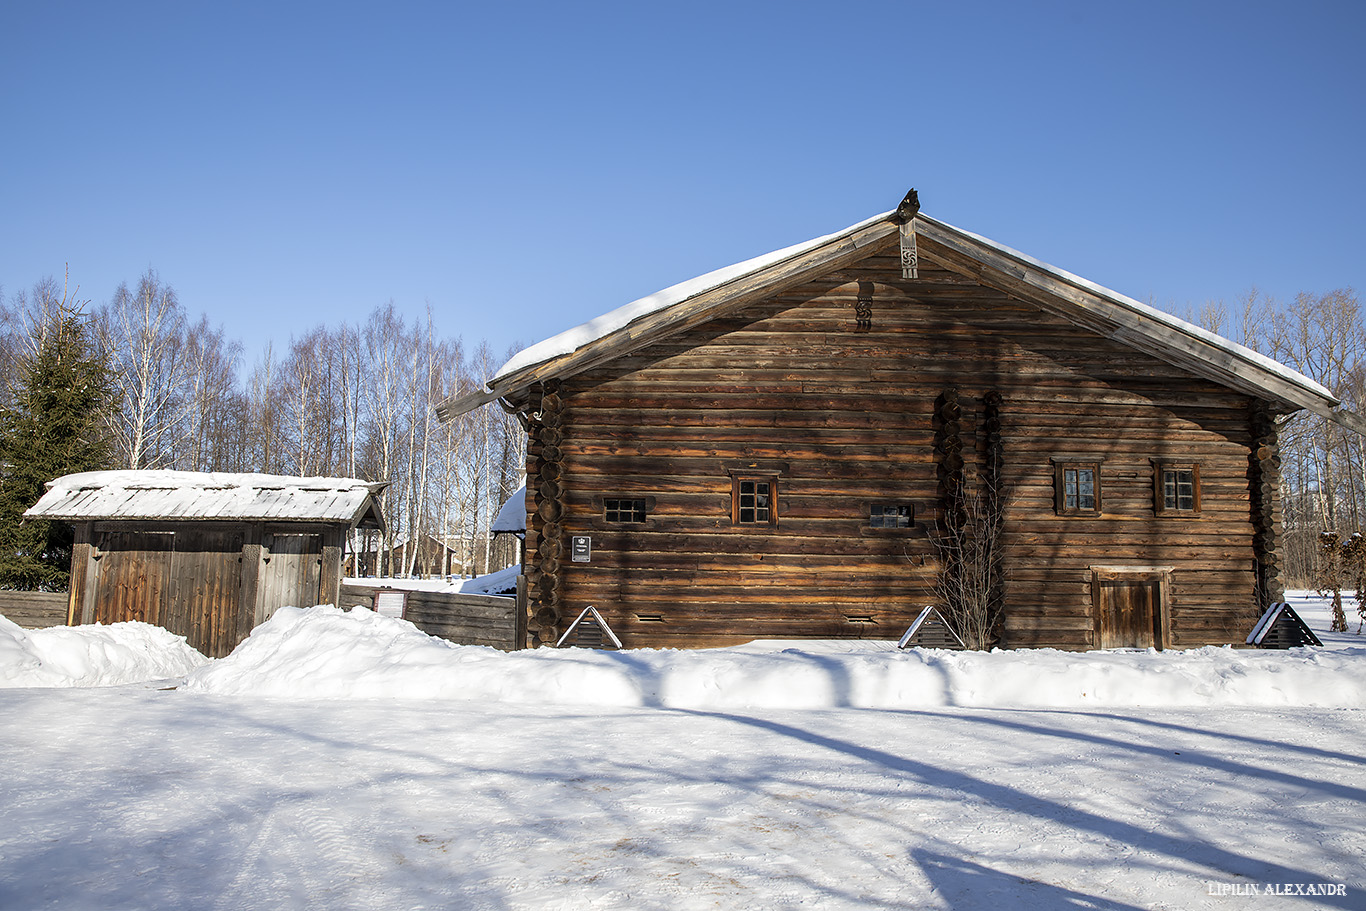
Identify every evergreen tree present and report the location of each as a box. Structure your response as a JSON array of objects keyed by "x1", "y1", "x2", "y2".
[{"x1": 0, "y1": 312, "x2": 112, "y2": 590}]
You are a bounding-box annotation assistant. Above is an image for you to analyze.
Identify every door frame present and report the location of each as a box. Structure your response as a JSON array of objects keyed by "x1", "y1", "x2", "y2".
[{"x1": 1089, "y1": 565, "x2": 1173, "y2": 649}]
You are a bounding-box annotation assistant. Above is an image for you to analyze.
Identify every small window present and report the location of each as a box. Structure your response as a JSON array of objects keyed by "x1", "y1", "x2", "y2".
[
  {"x1": 869, "y1": 503, "x2": 912, "y2": 528},
  {"x1": 733, "y1": 477, "x2": 777, "y2": 525},
  {"x1": 1155, "y1": 463, "x2": 1200, "y2": 514},
  {"x1": 1055, "y1": 461, "x2": 1101, "y2": 515},
  {"x1": 604, "y1": 498, "x2": 648, "y2": 523}
]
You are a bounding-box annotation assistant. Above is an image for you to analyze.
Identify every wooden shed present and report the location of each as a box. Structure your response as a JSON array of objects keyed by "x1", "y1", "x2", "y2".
[
  {"x1": 25, "y1": 471, "x2": 387, "y2": 657},
  {"x1": 437, "y1": 191, "x2": 1364, "y2": 651}
]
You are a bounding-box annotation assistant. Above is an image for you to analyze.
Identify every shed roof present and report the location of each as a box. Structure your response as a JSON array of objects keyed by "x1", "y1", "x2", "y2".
[
  {"x1": 435, "y1": 191, "x2": 1364, "y2": 435},
  {"x1": 25, "y1": 471, "x2": 388, "y2": 529}
]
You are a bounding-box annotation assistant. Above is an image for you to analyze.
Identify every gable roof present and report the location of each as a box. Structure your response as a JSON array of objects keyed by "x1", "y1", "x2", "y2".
[
  {"x1": 25, "y1": 471, "x2": 388, "y2": 530},
  {"x1": 437, "y1": 192, "x2": 1362, "y2": 434}
]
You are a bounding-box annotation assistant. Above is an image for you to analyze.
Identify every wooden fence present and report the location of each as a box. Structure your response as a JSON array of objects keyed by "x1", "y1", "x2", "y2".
[
  {"x1": 0, "y1": 591, "x2": 69, "y2": 629},
  {"x1": 338, "y1": 583, "x2": 522, "y2": 650}
]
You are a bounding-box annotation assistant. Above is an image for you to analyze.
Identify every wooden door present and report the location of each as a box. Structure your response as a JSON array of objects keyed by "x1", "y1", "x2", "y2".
[
  {"x1": 168, "y1": 529, "x2": 244, "y2": 658},
  {"x1": 1094, "y1": 575, "x2": 1165, "y2": 649},
  {"x1": 92, "y1": 530, "x2": 175, "y2": 627},
  {"x1": 256, "y1": 533, "x2": 324, "y2": 625}
]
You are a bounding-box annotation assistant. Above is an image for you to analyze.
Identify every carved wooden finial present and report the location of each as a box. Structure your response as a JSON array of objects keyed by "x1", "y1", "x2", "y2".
[{"x1": 894, "y1": 188, "x2": 920, "y2": 224}]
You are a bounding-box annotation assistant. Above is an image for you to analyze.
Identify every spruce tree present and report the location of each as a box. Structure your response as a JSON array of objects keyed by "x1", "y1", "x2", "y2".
[{"x1": 0, "y1": 312, "x2": 112, "y2": 590}]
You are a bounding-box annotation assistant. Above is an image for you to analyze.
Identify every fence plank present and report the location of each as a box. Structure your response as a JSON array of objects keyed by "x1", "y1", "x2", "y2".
[
  {"x1": 339, "y1": 584, "x2": 518, "y2": 650},
  {"x1": 0, "y1": 591, "x2": 70, "y2": 629}
]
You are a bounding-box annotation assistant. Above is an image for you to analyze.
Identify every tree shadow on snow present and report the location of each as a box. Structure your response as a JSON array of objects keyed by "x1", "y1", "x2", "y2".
[
  {"x1": 1055, "y1": 709, "x2": 1366, "y2": 766},
  {"x1": 677, "y1": 709, "x2": 1361, "y2": 911},
  {"x1": 921, "y1": 709, "x2": 1366, "y2": 805},
  {"x1": 912, "y1": 849, "x2": 1151, "y2": 911}
]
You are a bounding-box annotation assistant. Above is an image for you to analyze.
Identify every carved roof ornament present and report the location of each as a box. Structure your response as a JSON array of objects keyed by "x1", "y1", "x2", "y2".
[
  {"x1": 893, "y1": 188, "x2": 920, "y2": 224},
  {"x1": 896, "y1": 189, "x2": 920, "y2": 279}
]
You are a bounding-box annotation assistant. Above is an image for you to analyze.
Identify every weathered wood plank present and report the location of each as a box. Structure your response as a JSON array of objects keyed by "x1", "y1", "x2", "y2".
[
  {"x1": 338, "y1": 584, "x2": 518, "y2": 650},
  {"x1": 0, "y1": 591, "x2": 70, "y2": 629}
]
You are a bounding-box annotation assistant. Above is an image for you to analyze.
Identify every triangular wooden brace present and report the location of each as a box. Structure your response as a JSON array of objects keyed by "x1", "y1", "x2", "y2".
[
  {"x1": 555, "y1": 604, "x2": 624, "y2": 649},
  {"x1": 1246, "y1": 602, "x2": 1323, "y2": 648},
  {"x1": 898, "y1": 605, "x2": 965, "y2": 650}
]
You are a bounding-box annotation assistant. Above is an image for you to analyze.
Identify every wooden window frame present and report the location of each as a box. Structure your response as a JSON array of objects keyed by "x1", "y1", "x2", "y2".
[
  {"x1": 1153, "y1": 462, "x2": 1201, "y2": 515},
  {"x1": 731, "y1": 476, "x2": 778, "y2": 527},
  {"x1": 1052, "y1": 459, "x2": 1102, "y2": 517},
  {"x1": 867, "y1": 502, "x2": 913, "y2": 529},
  {"x1": 590, "y1": 495, "x2": 659, "y2": 530},
  {"x1": 603, "y1": 497, "x2": 649, "y2": 524}
]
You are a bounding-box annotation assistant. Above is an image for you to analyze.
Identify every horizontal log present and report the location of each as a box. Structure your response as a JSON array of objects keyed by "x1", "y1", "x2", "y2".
[
  {"x1": 1003, "y1": 616, "x2": 1094, "y2": 631},
  {"x1": 415, "y1": 618, "x2": 515, "y2": 640}
]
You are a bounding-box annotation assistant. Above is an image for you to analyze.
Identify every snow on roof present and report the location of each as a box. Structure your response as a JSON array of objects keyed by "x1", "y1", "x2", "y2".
[
  {"x1": 493, "y1": 210, "x2": 892, "y2": 381},
  {"x1": 916, "y1": 214, "x2": 1337, "y2": 403},
  {"x1": 480, "y1": 203, "x2": 1337, "y2": 414},
  {"x1": 25, "y1": 470, "x2": 387, "y2": 526},
  {"x1": 490, "y1": 483, "x2": 527, "y2": 533},
  {"x1": 457, "y1": 564, "x2": 521, "y2": 595}
]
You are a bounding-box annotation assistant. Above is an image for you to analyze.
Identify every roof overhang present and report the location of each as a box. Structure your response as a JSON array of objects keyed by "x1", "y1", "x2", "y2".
[
  {"x1": 25, "y1": 471, "x2": 392, "y2": 532},
  {"x1": 908, "y1": 215, "x2": 1364, "y2": 434},
  {"x1": 435, "y1": 214, "x2": 900, "y2": 418},
  {"x1": 436, "y1": 192, "x2": 1363, "y2": 436}
]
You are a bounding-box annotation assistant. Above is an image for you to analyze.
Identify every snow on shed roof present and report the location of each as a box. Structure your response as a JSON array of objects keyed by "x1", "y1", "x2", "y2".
[
  {"x1": 491, "y1": 483, "x2": 527, "y2": 534},
  {"x1": 25, "y1": 471, "x2": 387, "y2": 528}
]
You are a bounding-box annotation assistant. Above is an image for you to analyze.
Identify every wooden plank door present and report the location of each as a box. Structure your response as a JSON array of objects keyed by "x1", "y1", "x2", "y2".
[
  {"x1": 256, "y1": 533, "x2": 324, "y2": 625},
  {"x1": 92, "y1": 530, "x2": 175, "y2": 628},
  {"x1": 168, "y1": 529, "x2": 244, "y2": 658},
  {"x1": 1094, "y1": 576, "x2": 1164, "y2": 649}
]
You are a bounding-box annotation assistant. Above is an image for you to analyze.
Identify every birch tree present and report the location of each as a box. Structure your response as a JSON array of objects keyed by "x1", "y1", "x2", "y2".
[
  {"x1": 96, "y1": 270, "x2": 192, "y2": 469},
  {"x1": 180, "y1": 316, "x2": 243, "y2": 472},
  {"x1": 244, "y1": 343, "x2": 286, "y2": 473},
  {"x1": 359, "y1": 303, "x2": 412, "y2": 574}
]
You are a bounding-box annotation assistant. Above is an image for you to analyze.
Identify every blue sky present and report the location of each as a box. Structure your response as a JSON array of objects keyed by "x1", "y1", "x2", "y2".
[{"x1": 2, "y1": 1, "x2": 1363, "y2": 368}]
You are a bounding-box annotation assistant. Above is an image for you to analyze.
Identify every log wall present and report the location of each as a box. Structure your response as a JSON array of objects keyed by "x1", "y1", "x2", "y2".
[{"x1": 529, "y1": 235, "x2": 1267, "y2": 650}]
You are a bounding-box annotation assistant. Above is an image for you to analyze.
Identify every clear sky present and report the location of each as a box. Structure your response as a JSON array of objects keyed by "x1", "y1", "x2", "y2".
[{"x1": 3, "y1": 1, "x2": 1363, "y2": 370}]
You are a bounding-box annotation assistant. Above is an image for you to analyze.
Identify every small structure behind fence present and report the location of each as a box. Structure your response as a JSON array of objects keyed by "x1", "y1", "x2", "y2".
[{"x1": 338, "y1": 583, "x2": 522, "y2": 650}]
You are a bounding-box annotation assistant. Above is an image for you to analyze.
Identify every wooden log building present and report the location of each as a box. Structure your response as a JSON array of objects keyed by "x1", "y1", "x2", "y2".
[
  {"x1": 25, "y1": 471, "x2": 387, "y2": 657},
  {"x1": 438, "y1": 191, "x2": 1364, "y2": 651}
]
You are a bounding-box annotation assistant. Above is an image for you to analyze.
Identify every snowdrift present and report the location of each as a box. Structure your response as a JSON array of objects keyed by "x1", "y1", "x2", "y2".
[
  {"x1": 5, "y1": 601, "x2": 1365, "y2": 708},
  {"x1": 178, "y1": 604, "x2": 1366, "y2": 709},
  {"x1": 0, "y1": 613, "x2": 208, "y2": 688}
]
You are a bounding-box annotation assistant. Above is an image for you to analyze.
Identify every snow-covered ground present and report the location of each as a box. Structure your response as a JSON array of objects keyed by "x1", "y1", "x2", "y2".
[{"x1": 1, "y1": 593, "x2": 1363, "y2": 909}]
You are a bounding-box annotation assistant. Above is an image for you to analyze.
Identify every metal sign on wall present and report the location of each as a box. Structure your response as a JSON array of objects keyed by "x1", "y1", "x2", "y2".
[
  {"x1": 373, "y1": 589, "x2": 408, "y2": 619},
  {"x1": 571, "y1": 536, "x2": 592, "y2": 562}
]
